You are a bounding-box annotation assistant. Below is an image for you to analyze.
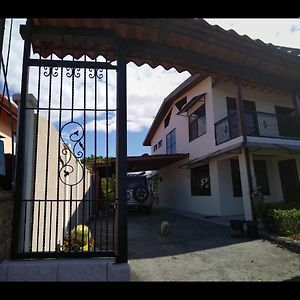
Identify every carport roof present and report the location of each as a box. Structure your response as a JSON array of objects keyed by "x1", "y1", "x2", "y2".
[
  {"x1": 23, "y1": 18, "x2": 300, "y2": 93},
  {"x1": 94, "y1": 153, "x2": 189, "y2": 176}
]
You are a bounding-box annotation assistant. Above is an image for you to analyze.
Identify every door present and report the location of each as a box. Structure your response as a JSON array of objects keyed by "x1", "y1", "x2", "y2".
[
  {"x1": 278, "y1": 159, "x2": 300, "y2": 202},
  {"x1": 275, "y1": 106, "x2": 296, "y2": 137},
  {"x1": 227, "y1": 98, "x2": 257, "y2": 138}
]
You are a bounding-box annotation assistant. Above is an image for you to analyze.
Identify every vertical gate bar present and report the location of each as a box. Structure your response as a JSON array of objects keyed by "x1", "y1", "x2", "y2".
[
  {"x1": 0, "y1": 18, "x2": 4, "y2": 76},
  {"x1": 105, "y1": 59, "x2": 109, "y2": 251},
  {"x1": 43, "y1": 53, "x2": 54, "y2": 252},
  {"x1": 22, "y1": 200, "x2": 27, "y2": 252},
  {"x1": 71, "y1": 36, "x2": 75, "y2": 122},
  {"x1": 81, "y1": 50, "x2": 87, "y2": 253},
  {"x1": 29, "y1": 55, "x2": 42, "y2": 252},
  {"x1": 68, "y1": 187, "x2": 73, "y2": 253},
  {"x1": 55, "y1": 35, "x2": 64, "y2": 250},
  {"x1": 37, "y1": 199, "x2": 41, "y2": 252},
  {"x1": 11, "y1": 20, "x2": 31, "y2": 257},
  {"x1": 115, "y1": 41, "x2": 127, "y2": 263},
  {"x1": 93, "y1": 58, "x2": 97, "y2": 252},
  {"x1": 0, "y1": 19, "x2": 5, "y2": 123}
]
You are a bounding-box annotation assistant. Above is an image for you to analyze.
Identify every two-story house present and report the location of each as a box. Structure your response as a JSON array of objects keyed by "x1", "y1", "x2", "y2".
[{"x1": 143, "y1": 73, "x2": 300, "y2": 221}]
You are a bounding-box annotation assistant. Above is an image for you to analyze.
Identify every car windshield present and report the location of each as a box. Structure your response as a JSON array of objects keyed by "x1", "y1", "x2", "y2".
[{"x1": 127, "y1": 177, "x2": 147, "y2": 189}]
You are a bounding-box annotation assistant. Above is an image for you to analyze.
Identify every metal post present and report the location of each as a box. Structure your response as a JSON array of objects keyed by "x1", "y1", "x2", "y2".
[
  {"x1": 235, "y1": 82, "x2": 256, "y2": 222},
  {"x1": 292, "y1": 94, "x2": 300, "y2": 117},
  {"x1": 0, "y1": 18, "x2": 5, "y2": 76},
  {"x1": 11, "y1": 21, "x2": 31, "y2": 257},
  {"x1": 115, "y1": 41, "x2": 127, "y2": 263},
  {"x1": 235, "y1": 83, "x2": 246, "y2": 138}
]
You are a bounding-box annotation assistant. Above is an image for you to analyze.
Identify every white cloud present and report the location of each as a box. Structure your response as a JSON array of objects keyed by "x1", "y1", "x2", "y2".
[
  {"x1": 205, "y1": 18, "x2": 300, "y2": 48},
  {"x1": 85, "y1": 113, "x2": 116, "y2": 133}
]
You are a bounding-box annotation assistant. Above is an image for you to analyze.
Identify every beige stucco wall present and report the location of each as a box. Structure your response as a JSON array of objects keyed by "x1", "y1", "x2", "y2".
[
  {"x1": 0, "y1": 118, "x2": 14, "y2": 154},
  {"x1": 27, "y1": 115, "x2": 92, "y2": 252}
]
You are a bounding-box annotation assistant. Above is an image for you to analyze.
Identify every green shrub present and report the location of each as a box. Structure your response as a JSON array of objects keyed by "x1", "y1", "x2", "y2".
[
  {"x1": 266, "y1": 209, "x2": 300, "y2": 236},
  {"x1": 70, "y1": 225, "x2": 91, "y2": 247},
  {"x1": 57, "y1": 224, "x2": 94, "y2": 252}
]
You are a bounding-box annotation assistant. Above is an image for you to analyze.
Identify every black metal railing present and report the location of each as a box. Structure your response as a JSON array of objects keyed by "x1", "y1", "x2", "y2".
[
  {"x1": 215, "y1": 110, "x2": 300, "y2": 145},
  {"x1": 18, "y1": 199, "x2": 115, "y2": 258}
]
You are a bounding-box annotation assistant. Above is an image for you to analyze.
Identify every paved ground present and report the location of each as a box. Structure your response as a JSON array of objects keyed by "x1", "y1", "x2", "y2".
[{"x1": 128, "y1": 207, "x2": 300, "y2": 281}]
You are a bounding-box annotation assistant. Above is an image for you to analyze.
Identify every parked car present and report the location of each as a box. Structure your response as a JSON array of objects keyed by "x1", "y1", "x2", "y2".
[{"x1": 127, "y1": 174, "x2": 153, "y2": 214}]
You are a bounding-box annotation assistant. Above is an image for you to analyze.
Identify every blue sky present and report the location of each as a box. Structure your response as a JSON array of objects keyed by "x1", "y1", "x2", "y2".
[{"x1": 1, "y1": 19, "x2": 300, "y2": 157}]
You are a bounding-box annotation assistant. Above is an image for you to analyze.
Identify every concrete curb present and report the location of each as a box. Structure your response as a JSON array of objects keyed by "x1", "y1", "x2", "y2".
[{"x1": 259, "y1": 231, "x2": 300, "y2": 254}]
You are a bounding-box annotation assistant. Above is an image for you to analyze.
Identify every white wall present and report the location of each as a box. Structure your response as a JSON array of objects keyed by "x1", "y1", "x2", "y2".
[
  {"x1": 217, "y1": 159, "x2": 244, "y2": 216},
  {"x1": 159, "y1": 159, "x2": 221, "y2": 216},
  {"x1": 212, "y1": 81, "x2": 294, "y2": 122},
  {"x1": 151, "y1": 76, "x2": 214, "y2": 160},
  {"x1": 152, "y1": 78, "x2": 300, "y2": 217}
]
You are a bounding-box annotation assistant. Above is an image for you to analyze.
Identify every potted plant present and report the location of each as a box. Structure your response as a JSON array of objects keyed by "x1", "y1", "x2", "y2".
[{"x1": 57, "y1": 224, "x2": 94, "y2": 252}]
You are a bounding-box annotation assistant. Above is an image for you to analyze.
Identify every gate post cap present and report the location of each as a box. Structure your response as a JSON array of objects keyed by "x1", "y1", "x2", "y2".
[{"x1": 13, "y1": 93, "x2": 37, "y2": 108}]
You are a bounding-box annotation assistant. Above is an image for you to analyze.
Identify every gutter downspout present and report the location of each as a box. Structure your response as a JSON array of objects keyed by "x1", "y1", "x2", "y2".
[{"x1": 235, "y1": 82, "x2": 256, "y2": 223}]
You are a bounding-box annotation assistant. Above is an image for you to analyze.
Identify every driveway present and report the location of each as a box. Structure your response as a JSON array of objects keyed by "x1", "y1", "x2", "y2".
[{"x1": 128, "y1": 207, "x2": 300, "y2": 281}]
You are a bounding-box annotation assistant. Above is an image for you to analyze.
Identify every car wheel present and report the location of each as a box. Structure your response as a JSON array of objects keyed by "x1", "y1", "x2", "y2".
[{"x1": 133, "y1": 185, "x2": 149, "y2": 203}]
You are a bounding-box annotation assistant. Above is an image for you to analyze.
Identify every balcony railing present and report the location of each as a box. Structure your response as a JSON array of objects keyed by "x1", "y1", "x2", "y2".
[{"x1": 215, "y1": 111, "x2": 300, "y2": 145}]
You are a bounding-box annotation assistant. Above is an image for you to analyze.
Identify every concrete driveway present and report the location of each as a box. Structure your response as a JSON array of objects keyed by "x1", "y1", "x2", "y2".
[{"x1": 128, "y1": 207, "x2": 300, "y2": 281}]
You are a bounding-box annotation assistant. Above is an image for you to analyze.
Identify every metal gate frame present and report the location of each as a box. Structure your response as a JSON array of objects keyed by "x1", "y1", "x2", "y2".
[{"x1": 11, "y1": 20, "x2": 128, "y2": 263}]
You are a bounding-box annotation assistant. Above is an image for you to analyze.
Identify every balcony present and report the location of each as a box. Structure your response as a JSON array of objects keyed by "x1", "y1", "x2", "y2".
[{"x1": 215, "y1": 111, "x2": 300, "y2": 145}]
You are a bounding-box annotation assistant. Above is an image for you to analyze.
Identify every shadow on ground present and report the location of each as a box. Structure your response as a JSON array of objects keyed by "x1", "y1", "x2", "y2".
[{"x1": 128, "y1": 207, "x2": 254, "y2": 259}]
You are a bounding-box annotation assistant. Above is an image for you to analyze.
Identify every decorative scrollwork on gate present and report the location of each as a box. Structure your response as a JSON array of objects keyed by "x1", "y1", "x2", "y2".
[
  {"x1": 59, "y1": 121, "x2": 85, "y2": 186},
  {"x1": 88, "y1": 68, "x2": 103, "y2": 79},
  {"x1": 44, "y1": 66, "x2": 59, "y2": 77},
  {"x1": 66, "y1": 67, "x2": 81, "y2": 78}
]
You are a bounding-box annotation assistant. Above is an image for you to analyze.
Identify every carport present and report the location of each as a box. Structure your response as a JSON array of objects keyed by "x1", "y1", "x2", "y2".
[
  {"x1": 93, "y1": 153, "x2": 188, "y2": 206},
  {"x1": 94, "y1": 153, "x2": 189, "y2": 177}
]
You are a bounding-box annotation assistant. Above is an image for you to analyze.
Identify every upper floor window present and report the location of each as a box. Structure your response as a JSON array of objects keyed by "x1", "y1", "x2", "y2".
[
  {"x1": 166, "y1": 129, "x2": 176, "y2": 154},
  {"x1": 175, "y1": 97, "x2": 187, "y2": 111},
  {"x1": 158, "y1": 139, "x2": 162, "y2": 148},
  {"x1": 189, "y1": 104, "x2": 206, "y2": 142},
  {"x1": 153, "y1": 144, "x2": 158, "y2": 152}
]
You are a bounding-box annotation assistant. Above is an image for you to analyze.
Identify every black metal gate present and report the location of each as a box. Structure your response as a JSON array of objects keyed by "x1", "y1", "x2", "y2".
[{"x1": 12, "y1": 21, "x2": 127, "y2": 261}]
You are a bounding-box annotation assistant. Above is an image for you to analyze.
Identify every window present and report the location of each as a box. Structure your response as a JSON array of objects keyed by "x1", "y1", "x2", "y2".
[
  {"x1": 189, "y1": 104, "x2": 206, "y2": 142},
  {"x1": 164, "y1": 109, "x2": 172, "y2": 128},
  {"x1": 158, "y1": 139, "x2": 162, "y2": 148},
  {"x1": 175, "y1": 97, "x2": 187, "y2": 111},
  {"x1": 166, "y1": 129, "x2": 176, "y2": 154},
  {"x1": 253, "y1": 160, "x2": 270, "y2": 195},
  {"x1": 231, "y1": 159, "x2": 242, "y2": 197},
  {"x1": 153, "y1": 144, "x2": 157, "y2": 152},
  {"x1": 191, "y1": 164, "x2": 211, "y2": 196}
]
